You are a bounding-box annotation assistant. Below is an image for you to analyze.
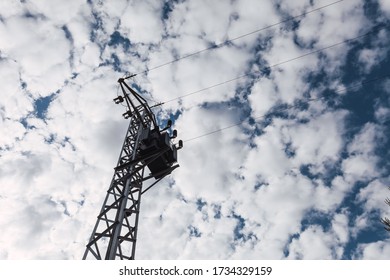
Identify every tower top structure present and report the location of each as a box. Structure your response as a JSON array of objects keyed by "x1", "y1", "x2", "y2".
[{"x1": 83, "y1": 75, "x2": 182, "y2": 260}]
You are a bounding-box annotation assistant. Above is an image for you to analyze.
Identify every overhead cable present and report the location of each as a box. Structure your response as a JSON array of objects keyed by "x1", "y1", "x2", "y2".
[
  {"x1": 182, "y1": 74, "x2": 390, "y2": 143},
  {"x1": 137, "y1": 0, "x2": 345, "y2": 75},
  {"x1": 157, "y1": 24, "x2": 387, "y2": 106}
]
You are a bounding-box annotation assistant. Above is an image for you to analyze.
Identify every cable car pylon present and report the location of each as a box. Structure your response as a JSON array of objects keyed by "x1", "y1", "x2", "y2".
[{"x1": 83, "y1": 75, "x2": 182, "y2": 260}]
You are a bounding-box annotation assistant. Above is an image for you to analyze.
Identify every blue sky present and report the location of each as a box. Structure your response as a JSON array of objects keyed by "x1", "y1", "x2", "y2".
[{"x1": 0, "y1": 0, "x2": 389, "y2": 259}]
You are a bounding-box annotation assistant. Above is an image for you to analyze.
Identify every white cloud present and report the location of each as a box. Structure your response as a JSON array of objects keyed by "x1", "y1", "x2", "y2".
[
  {"x1": 355, "y1": 240, "x2": 390, "y2": 260},
  {"x1": 342, "y1": 123, "x2": 383, "y2": 184},
  {"x1": 248, "y1": 78, "x2": 278, "y2": 117},
  {"x1": 147, "y1": 41, "x2": 252, "y2": 112},
  {"x1": 312, "y1": 176, "x2": 351, "y2": 213},
  {"x1": 80, "y1": 42, "x2": 102, "y2": 69},
  {"x1": 242, "y1": 121, "x2": 293, "y2": 180},
  {"x1": 0, "y1": 0, "x2": 389, "y2": 261},
  {"x1": 165, "y1": 0, "x2": 233, "y2": 42},
  {"x1": 25, "y1": 0, "x2": 84, "y2": 26},
  {"x1": 289, "y1": 110, "x2": 347, "y2": 166},
  {"x1": 0, "y1": 16, "x2": 72, "y2": 96},
  {"x1": 173, "y1": 106, "x2": 249, "y2": 202},
  {"x1": 287, "y1": 225, "x2": 335, "y2": 259},
  {"x1": 357, "y1": 28, "x2": 390, "y2": 74},
  {"x1": 276, "y1": 0, "x2": 314, "y2": 15},
  {"x1": 332, "y1": 212, "x2": 349, "y2": 244},
  {"x1": 358, "y1": 49, "x2": 381, "y2": 73},
  {"x1": 378, "y1": 0, "x2": 390, "y2": 15},
  {"x1": 358, "y1": 179, "x2": 390, "y2": 214},
  {"x1": 295, "y1": 0, "x2": 367, "y2": 79},
  {"x1": 0, "y1": 118, "x2": 25, "y2": 148},
  {"x1": 0, "y1": 1, "x2": 23, "y2": 19},
  {"x1": 374, "y1": 105, "x2": 390, "y2": 124},
  {"x1": 120, "y1": 1, "x2": 165, "y2": 45}
]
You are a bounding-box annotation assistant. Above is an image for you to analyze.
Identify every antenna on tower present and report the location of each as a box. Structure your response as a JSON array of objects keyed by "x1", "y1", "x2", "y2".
[{"x1": 83, "y1": 76, "x2": 182, "y2": 260}]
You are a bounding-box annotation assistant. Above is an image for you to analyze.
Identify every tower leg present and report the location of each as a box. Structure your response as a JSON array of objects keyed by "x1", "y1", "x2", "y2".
[{"x1": 83, "y1": 113, "x2": 147, "y2": 260}]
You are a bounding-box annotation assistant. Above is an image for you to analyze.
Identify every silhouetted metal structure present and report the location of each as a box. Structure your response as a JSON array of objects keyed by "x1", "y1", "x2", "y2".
[{"x1": 83, "y1": 75, "x2": 182, "y2": 260}]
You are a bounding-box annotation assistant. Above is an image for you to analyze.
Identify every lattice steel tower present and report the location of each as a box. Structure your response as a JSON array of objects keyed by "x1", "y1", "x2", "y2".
[{"x1": 83, "y1": 76, "x2": 182, "y2": 260}]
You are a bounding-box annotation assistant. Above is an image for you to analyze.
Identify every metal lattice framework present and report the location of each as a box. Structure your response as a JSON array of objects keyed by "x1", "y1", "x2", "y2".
[{"x1": 83, "y1": 77, "x2": 180, "y2": 260}]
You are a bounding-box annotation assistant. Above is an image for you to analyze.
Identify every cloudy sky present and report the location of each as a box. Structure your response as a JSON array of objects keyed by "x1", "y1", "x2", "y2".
[{"x1": 1, "y1": 0, "x2": 390, "y2": 260}]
